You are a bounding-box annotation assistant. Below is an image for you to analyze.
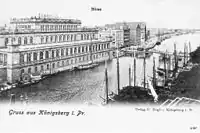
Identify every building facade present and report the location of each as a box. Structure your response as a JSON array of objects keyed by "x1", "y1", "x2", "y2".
[
  {"x1": 0, "y1": 15, "x2": 112, "y2": 83},
  {"x1": 105, "y1": 22, "x2": 146, "y2": 46},
  {"x1": 98, "y1": 28, "x2": 124, "y2": 48}
]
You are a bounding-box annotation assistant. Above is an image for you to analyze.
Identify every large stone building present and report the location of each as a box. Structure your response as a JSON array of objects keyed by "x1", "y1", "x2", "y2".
[{"x1": 0, "y1": 15, "x2": 112, "y2": 83}]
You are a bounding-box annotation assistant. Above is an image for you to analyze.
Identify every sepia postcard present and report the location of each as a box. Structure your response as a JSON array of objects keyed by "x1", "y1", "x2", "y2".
[{"x1": 0, "y1": 0, "x2": 200, "y2": 133}]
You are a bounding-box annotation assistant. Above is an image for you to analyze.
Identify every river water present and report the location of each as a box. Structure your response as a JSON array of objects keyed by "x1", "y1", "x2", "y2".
[{"x1": 1, "y1": 32, "x2": 200, "y2": 104}]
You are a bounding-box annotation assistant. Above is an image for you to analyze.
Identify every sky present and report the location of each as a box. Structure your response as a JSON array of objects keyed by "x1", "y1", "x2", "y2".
[{"x1": 0, "y1": 0, "x2": 200, "y2": 29}]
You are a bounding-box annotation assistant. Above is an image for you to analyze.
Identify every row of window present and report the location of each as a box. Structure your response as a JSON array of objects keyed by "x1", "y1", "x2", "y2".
[
  {"x1": 20, "y1": 43, "x2": 110, "y2": 63},
  {"x1": 5, "y1": 33, "x2": 95, "y2": 45},
  {"x1": 41, "y1": 24, "x2": 78, "y2": 31},
  {"x1": 21, "y1": 52, "x2": 108, "y2": 74}
]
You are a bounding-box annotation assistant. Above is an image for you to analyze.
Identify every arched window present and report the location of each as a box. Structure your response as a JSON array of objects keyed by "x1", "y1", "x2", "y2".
[
  {"x1": 56, "y1": 49, "x2": 59, "y2": 57},
  {"x1": 27, "y1": 53, "x2": 31, "y2": 62},
  {"x1": 55, "y1": 35, "x2": 57, "y2": 42},
  {"x1": 35, "y1": 66, "x2": 38, "y2": 72},
  {"x1": 33, "y1": 52, "x2": 37, "y2": 61},
  {"x1": 66, "y1": 48, "x2": 68, "y2": 56},
  {"x1": 61, "y1": 49, "x2": 64, "y2": 56},
  {"x1": 20, "y1": 54, "x2": 24, "y2": 63},
  {"x1": 70, "y1": 48, "x2": 73, "y2": 55},
  {"x1": 21, "y1": 69, "x2": 25, "y2": 74},
  {"x1": 87, "y1": 34, "x2": 89, "y2": 40},
  {"x1": 50, "y1": 36, "x2": 53, "y2": 42},
  {"x1": 52, "y1": 50, "x2": 55, "y2": 58},
  {"x1": 63, "y1": 35, "x2": 66, "y2": 41},
  {"x1": 18, "y1": 37, "x2": 21, "y2": 44},
  {"x1": 45, "y1": 51, "x2": 49, "y2": 59},
  {"x1": 47, "y1": 64, "x2": 49, "y2": 70},
  {"x1": 24, "y1": 37, "x2": 28, "y2": 44},
  {"x1": 52, "y1": 63, "x2": 55, "y2": 68},
  {"x1": 28, "y1": 68, "x2": 31, "y2": 73},
  {"x1": 59, "y1": 35, "x2": 62, "y2": 42},
  {"x1": 41, "y1": 36, "x2": 44, "y2": 44},
  {"x1": 40, "y1": 51, "x2": 43, "y2": 60},
  {"x1": 30, "y1": 37, "x2": 33, "y2": 44},
  {"x1": 71, "y1": 35, "x2": 73, "y2": 41},
  {"x1": 41, "y1": 65, "x2": 44, "y2": 71},
  {"x1": 46, "y1": 36, "x2": 48, "y2": 43},
  {"x1": 78, "y1": 47, "x2": 80, "y2": 53},
  {"x1": 67, "y1": 35, "x2": 70, "y2": 41},
  {"x1": 82, "y1": 46, "x2": 84, "y2": 53},
  {"x1": 74, "y1": 47, "x2": 77, "y2": 54},
  {"x1": 5, "y1": 38, "x2": 8, "y2": 45}
]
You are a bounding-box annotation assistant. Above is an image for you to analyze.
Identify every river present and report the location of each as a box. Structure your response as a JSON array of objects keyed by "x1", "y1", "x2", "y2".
[{"x1": 1, "y1": 32, "x2": 200, "y2": 104}]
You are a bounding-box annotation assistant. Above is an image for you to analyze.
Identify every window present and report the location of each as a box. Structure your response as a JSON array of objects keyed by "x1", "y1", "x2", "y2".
[
  {"x1": 47, "y1": 64, "x2": 49, "y2": 70},
  {"x1": 66, "y1": 48, "x2": 68, "y2": 56},
  {"x1": 50, "y1": 36, "x2": 53, "y2": 42},
  {"x1": 66, "y1": 60, "x2": 69, "y2": 65},
  {"x1": 78, "y1": 47, "x2": 80, "y2": 53},
  {"x1": 70, "y1": 48, "x2": 73, "y2": 55},
  {"x1": 59, "y1": 25, "x2": 62, "y2": 30},
  {"x1": 21, "y1": 69, "x2": 24, "y2": 74},
  {"x1": 63, "y1": 35, "x2": 66, "y2": 41},
  {"x1": 30, "y1": 37, "x2": 33, "y2": 44},
  {"x1": 81, "y1": 34, "x2": 83, "y2": 40},
  {"x1": 33, "y1": 52, "x2": 37, "y2": 61},
  {"x1": 35, "y1": 66, "x2": 38, "y2": 72},
  {"x1": 74, "y1": 35, "x2": 76, "y2": 41},
  {"x1": 71, "y1": 35, "x2": 73, "y2": 41},
  {"x1": 107, "y1": 43, "x2": 109, "y2": 48},
  {"x1": 74, "y1": 47, "x2": 77, "y2": 54},
  {"x1": 24, "y1": 37, "x2": 27, "y2": 44},
  {"x1": 52, "y1": 63, "x2": 55, "y2": 68},
  {"x1": 41, "y1": 36, "x2": 44, "y2": 44},
  {"x1": 96, "y1": 45, "x2": 98, "y2": 51},
  {"x1": 56, "y1": 49, "x2": 59, "y2": 57},
  {"x1": 61, "y1": 49, "x2": 64, "y2": 57},
  {"x1": 62, "y1": 61, "x2": 64, "y2": 66},
  {"x1": 27, "y1": 53, "x2": 31, "y2": 62},
  {"x1": 46, "y1": 36, "x2": 48, "y2": 43},
  {"x1": 57, "y1": 62, "x2": 59, "y2": 67},
  {"x1": 55, "y1": 25, "x2": 58, "y2": 30},
  {"x1": 40, "y1": 52, "x2": 43, "y2": 60},
  {"x1": 87, "y1": 34, "x2": 89, "y2": 40},
  {"x1": 59, "y1": 35, "x2": 62, "y2": 42},
  {"x1": 67, "y1": 35, "x2": 70, "y2": 41},
  {"x1": 82, "y1": 46, "x2": 84, "y2": 53},
  {"x1": 18, "y1": 37, "x2": 22, "y2": 44},
  {"x1": 86, "y1": 46, "x2": 88, "y2": 52},
  {"x1": 41, "y1": 65, "x2": 44, "y2": 71},
  {"x1": 55, "y1": 35, "x2": 57, "y2": 42},
  {"x1": 28, "y1": 68, "x2": 31, "y2": 73},
  {"x1": 45, "y1": 51, "x2": 49, "y2": 59},
  {"x1": 5, "y1": 38, "x2": 8, "y2": 45},
  {"x1": 20, "y1": 54, "x2": 24, "y2": 63},
  {"x1": 52, "y1": 50, "x2": 55, "y2": 58}
]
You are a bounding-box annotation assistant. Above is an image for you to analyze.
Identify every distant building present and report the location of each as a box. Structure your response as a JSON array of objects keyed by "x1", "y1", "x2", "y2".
[
  {"x1": 98, "y1": 28, "x2": 124, "y2": 48},
  {"x1": 105, "y1": 22, "x2": 146, "y2": 46}
]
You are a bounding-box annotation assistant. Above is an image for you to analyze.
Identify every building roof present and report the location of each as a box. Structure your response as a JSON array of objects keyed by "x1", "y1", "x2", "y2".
[
  {"x1": 10, "y1": 16, "x2": 81, "y2": 24},
  {"x1": 105, "y1": 21, "x2": 146, "y2": 30}
]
